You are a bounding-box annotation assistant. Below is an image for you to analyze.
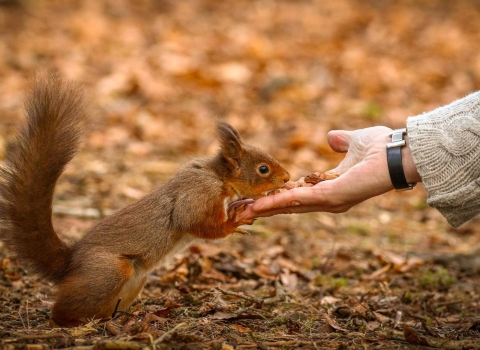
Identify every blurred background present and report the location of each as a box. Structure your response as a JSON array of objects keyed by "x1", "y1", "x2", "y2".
[
  {"x1": 1, "y1": 0, "x2": 480, "y2": 257},
  {"x1": 1, "y1": 0, "x2": 480, "y2": 343}
]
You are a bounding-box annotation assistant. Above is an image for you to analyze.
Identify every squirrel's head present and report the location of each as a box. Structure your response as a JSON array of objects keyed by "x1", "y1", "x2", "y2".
[{"x1": 216, "y1": 121, "x2": 290, "y2": 199}]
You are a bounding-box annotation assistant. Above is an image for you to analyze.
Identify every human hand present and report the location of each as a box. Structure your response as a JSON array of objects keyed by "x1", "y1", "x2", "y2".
[{"x1": 239, "y1": 126, "x2": 421, "y2": 219}]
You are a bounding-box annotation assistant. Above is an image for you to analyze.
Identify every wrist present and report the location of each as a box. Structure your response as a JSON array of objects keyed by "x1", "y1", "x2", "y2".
[{"x1": 386, "y1": 128, "x2": 421, "y2": 190}]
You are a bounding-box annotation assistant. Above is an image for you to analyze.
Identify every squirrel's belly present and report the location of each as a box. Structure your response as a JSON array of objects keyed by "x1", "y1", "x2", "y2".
[{"x1": 116, "y1": 267, "x2": 148, "y2": 312}]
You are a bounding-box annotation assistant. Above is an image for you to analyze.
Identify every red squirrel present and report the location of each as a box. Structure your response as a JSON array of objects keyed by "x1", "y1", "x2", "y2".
[{"x1": 0, "y1": 74, "x2": 290, "y2": 326}]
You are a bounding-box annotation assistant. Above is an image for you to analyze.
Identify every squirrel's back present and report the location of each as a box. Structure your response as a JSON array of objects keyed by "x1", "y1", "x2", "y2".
[{"x1": 0, "y1": 74, "x2": 86, "y2": 282}]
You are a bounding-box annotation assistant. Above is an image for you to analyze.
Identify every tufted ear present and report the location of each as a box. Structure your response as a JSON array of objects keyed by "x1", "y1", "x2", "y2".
[{"x1": 217, "y1": 121, "x2": 244, "y2": 171}]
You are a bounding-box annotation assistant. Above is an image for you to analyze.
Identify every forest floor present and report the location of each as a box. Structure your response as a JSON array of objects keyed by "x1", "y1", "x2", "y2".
[{"x1": 1, "y1": 0, "x2": 480, "y2": 349}]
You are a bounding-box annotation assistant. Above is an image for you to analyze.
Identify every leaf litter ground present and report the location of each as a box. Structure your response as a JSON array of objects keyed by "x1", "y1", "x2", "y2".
[{"x1": 1, "y1": 0, "x2": 480, "y2": 348}]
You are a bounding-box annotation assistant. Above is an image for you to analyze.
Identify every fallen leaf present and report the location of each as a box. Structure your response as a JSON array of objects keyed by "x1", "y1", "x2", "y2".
[
  {"x1": 403, "y1": 325, "x2": 430, "y2": 346},
  {"x1": 212, "y1": 312, "x2": 264, "y2": 321},
  {"x1": 323, "y1": 313, "x2": 348, "y2": 333},
  {"x1": 221, "y1": 343, "x2": 235, "y2": 350},
  {"x1": 280, "y1": 269, "x2": 298, "y2": 289},
  {"x1": 212, "y1": 311, "x2": 238, "y2": 320},
  {"x1": 373, "y1": 311, "x2": 391, "y2": 324},
  {"x1": 321, "y1": 296, "x2": 342, "y2": 306},
  {"x1": 66, "y1": 322, "x2": 98, "y2": 337},
  {"x1": 364, "y1": 264, "x2": 392, "y2": 280},
  {"x1": 231, "y1": 324, "x2": 250, "y2": 333}
]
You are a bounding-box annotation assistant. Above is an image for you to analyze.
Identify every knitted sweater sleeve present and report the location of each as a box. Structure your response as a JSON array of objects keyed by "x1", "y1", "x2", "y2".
[{"x1": 406, "y1": 91, "x2": 480, "y2": 228}]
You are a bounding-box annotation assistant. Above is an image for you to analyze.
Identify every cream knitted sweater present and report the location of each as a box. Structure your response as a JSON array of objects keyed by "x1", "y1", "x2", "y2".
[{"x1": 407, "y1": 92, "x2": 480, "y2": 228}]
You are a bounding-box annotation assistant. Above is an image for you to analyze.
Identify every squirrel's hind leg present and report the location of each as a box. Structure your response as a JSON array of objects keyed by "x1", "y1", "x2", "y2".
[{"x1": 51, "y1": 255, "x2": 146, "y2": 326}]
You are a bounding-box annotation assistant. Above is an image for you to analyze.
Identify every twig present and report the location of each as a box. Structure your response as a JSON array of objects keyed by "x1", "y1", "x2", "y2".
[
  {"x1": 407, "y1": 312, "x2": 428, "y2": 322},
  {"x1": 249, "y1": 332, "x2": 268, "y2": 350},
  {"x1": 377, "y1": 329, "x2": 480, "y2": 349},
  {"x1": 26, "y1": 300, "x2": 30, "y2": 330},
  {"x1": 265, "y1": 341, "x2": 317, "y2": 347},
  {"x1": 1, "y1": 331, "x2": 68, "y2": 342},
  {"x1": 421, "y1": 321, "x2": 439, "y2": 338},
  {"x1": 436, "y1": 300, "x2": 463, "y2": 308},
  {"x1": 111, "y1": 310, "x2": 139, "y2": 321},
  {"x1": 92, "y1": 340, "x2": 144, "y2": 350},
  {"x1": 18, "y1": 307, "x2": 26, "y2": 329},
  {"x1": 237, "y1": 344, "x2": 259, "y2": 349},
  {"x1": 214, "y1": 280, "x2": 287, "y2": 306},
  {"x1": 263, "y1": 280, "x2": 286, "y2": 305},
  {"x1": 111, "y1": 298, "x2": 122, "y2": 319},
  {"x1": 214, "y1": 286, "x2": 264, "y2": 305},
  {"x1": 151, "y1": 322, "x2": 187, "y2": 348}
]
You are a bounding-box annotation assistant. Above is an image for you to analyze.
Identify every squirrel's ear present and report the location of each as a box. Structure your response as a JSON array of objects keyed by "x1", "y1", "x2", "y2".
[{"x1": 217, "y1": 121, "x2": 244, "y2": 170}]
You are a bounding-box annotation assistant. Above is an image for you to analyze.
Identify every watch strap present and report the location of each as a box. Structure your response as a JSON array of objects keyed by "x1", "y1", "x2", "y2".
[{"x1": 386, "y1": 128, "x2": 416, "y2": 191}]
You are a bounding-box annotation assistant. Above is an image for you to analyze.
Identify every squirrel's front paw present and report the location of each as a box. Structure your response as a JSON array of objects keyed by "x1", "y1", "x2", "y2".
[{"x1": 227, "y1": 199, "x2": 255, "y2": 232}]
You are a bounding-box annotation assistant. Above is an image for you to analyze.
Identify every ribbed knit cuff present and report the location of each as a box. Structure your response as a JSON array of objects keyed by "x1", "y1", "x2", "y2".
[{"x1": 407, "y1": 91, "x2": 480, "y2": 228}]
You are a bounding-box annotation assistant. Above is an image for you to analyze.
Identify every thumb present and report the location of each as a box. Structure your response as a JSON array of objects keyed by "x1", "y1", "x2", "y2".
[{"x1": 326, "y1": 130, "x2": 353, "y2": 153}]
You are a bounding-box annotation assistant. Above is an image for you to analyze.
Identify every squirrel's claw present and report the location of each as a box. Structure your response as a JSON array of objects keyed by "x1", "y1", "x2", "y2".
[
  {"x1": 234, "y1": 228, "x2": 250, "y2": 235},
  {"x1": 227, "y1": 198, "x2": 255, "y2": 226}
]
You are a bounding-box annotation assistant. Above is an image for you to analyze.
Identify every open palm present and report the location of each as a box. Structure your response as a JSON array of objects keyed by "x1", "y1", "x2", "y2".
[{"x1": 240, "y1": 126, "x2": 399, "y2": 218}]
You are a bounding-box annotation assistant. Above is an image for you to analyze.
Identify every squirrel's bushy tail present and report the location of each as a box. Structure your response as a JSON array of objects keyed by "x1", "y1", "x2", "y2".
[{"x1": 0, "y1": 74, "x2": 85, "y2": 282}]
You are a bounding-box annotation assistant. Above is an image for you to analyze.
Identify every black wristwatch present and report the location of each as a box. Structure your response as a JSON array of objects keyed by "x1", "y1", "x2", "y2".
[{"x1": 386, "y1": 128, "x2": 417, "y2": 191}]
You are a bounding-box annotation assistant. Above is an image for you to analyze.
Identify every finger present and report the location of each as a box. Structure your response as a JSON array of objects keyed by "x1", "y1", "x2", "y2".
[
  {"x1": 327, "y1": 130, "x2": 353, "y2": 153},
  {"x1": 237, "y1": 204, "x2": 255, "y2": 220},
  {"x1": 241, "y1": 204, "x2": 335, "y2": 218},
  {"x1": 249, "y1": 185, "x2": 335, "y2": 215},
  {"x1": 251, "y1": 187, "x2": 308, "y2": 212}
]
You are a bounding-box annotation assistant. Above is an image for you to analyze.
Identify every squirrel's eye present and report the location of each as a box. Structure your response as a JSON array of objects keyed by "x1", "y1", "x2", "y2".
[{"x1": 258, "y1": 165, "x2": 269, "y2": 174}]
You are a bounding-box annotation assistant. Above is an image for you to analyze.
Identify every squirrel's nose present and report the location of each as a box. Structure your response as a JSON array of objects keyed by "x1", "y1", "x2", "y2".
[{"x1": 283, "y1": 171, "x2": 290, "y2": 183}]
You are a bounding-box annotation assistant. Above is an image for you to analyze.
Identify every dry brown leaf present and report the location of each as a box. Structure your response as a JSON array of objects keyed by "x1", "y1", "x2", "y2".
[
  {"x1": 403, "y1": 325, "x2": 430, "y2": 346},
  {"x1": 323, "y1": 313, "x2": 348, "y2": 333},
  {"x1": 373, "y1": 311, "x2": 391, "y2": 324},
  {"x1": 364, "y1": 264, "x2": 392, "y2": 280}
]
